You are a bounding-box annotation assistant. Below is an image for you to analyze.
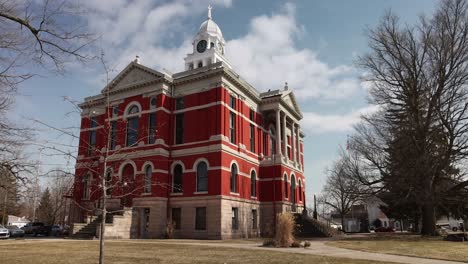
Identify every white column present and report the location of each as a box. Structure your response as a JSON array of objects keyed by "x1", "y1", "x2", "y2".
[
  {"x1": 292, "y1": 123, "x2": 296, "y2": 163},
  {"x1": 282, "y1": 113, "x2": 287, "y2": 157},
  {"x1": 276, "y1": 110, "x2": 281, "y2": 156}
]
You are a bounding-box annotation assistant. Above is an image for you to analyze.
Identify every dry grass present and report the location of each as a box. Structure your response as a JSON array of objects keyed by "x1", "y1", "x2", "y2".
[
  {"x1": 328, "y1": 233, "x2": 468, "y2": 263},
  {"x1": 0, "y1": 239, "x2": 397, "y2": 264},
  {"x1": 275, "y1": 212, "x2": 295, "y2": 247}
]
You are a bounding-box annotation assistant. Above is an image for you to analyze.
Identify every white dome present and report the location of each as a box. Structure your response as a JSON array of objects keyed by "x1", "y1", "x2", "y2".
[{"x1": 198, "y1": 19, "x2": 223, "y2": 38}]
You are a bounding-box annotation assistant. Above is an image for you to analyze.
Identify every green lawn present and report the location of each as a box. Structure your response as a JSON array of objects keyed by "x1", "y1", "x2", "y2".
[
  {"x1": 0, "y1": 239, "x2": 396, "y2": 264},
  {"x1": 327, "y1": 234, "x2": 468, "y2": 263}
]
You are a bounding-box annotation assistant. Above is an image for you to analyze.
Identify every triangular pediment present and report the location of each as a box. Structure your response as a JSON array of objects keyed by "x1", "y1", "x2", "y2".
[
  {"x1": 101, "y1": 61, "x2": 167, "y2": 94},
  {"x1": 282, "y1": 91, "x2": 303, "y2": 118}
]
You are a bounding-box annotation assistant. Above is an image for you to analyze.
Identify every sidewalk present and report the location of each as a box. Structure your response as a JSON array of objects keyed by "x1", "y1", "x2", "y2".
[{"x1": 140, "y1": 240, "x2": 466, "y2": 264}]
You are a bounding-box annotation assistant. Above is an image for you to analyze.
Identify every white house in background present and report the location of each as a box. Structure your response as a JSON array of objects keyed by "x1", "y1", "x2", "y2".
[
  {"x1": 7, "y1": 215, "x2": 30, "y2": 228},
  {"x1": 436, "y1": 216, "x2": 464, "y2": 232}
]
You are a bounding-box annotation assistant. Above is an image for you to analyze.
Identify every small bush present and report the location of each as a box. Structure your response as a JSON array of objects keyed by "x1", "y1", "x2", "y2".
[
  {"x1": 275, "y1": 213, "x2": 295, "y2": 247},
  {"x1": 262, "y1": 239, "x2": 277, "y2": 247},
  {"x1": 303, "y1": 241, "x2": 311, "y2": 248},
  {"x1": 291, "y1": 240, "x2": 301, "y2": 248}
]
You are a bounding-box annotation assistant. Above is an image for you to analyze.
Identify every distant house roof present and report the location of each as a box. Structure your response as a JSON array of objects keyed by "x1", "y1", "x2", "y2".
[{"x1": 8, "y1": 215, "x2": 30, "y2": 223}]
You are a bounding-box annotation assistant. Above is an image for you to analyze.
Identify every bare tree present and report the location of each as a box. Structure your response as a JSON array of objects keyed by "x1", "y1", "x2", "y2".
[
  {"x1": 0, "y1": 0, "x2": 94, "y2": 185},
  {"x1": 353, "y1": 0, "x2": 468, "y2": 235},
  {"x1": 322, "y1": 150, "x2": 363, "y2": 230}
]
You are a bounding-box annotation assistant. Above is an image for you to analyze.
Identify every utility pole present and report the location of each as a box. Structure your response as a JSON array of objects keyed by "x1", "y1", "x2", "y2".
[{"x1": 33, "y1": 148, "x2": 43, "y2": 222}]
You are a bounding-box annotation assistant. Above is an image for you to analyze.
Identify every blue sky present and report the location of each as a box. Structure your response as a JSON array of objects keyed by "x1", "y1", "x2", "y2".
[{"x1": 11, "y1": 0, "x2": 437, "y2": 204}]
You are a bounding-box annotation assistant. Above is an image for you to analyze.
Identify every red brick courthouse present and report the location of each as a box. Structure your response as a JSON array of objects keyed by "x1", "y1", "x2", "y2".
[{"x1": 70, "y1": 7, "x2": 306, "y2": 239}]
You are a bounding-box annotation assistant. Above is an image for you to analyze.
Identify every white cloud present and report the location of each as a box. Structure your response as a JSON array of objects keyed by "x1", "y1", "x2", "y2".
[
  {"x1": 80, "y1": 1, "x2": 361, "y2": 101},
  {"x1": 301, "y1": 105, "x2": 379, "y2": 134},
  {"x1": 226, "y1": 3, "x2": 361, "y2": 100}
]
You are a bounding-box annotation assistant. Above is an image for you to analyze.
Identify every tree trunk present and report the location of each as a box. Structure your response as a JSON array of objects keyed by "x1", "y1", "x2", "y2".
[
  {"x1": 341, "y1": 214, "x2": 345, "y2": 232},
  {"x1": 420, "y1": 202, "x2": 436, "y2": 235}
]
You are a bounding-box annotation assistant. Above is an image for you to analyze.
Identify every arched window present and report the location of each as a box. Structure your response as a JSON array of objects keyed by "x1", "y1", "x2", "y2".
[
  {"x1": 83, "y1": 173, "x2": 91, "y2": 200},
  {"x1": 173, "y1": 164, "x2": 183, "y2": 193},
  {"x1": 121, "y1": 164, "x2": 135, "y2": 207},
  {"x1": 298, "y1": 180, "x2": 302, "y2": 201},
  {"x1": 230, "y1": 163, "x2": 238, "y2": 193},
  {"x1": 144, "y1": 165, "x2": 152, "y2": 193},
  {"x1": 269, "y1": 127, "x2": 276, "y2": 156},
  {"x1": 284, "y1": 174, "x2": 288, "y2": 198},
  {"x1": 290, "y1": 175, "x2": 296, "y2": 204},
  {"x1": 197, "y1": 61, "x2": 203, "y2": 68},
  {"x1": 196, "y1": 162, "x2": 208, "y2": 192},
  {"x1": 105, "y1": 169, "x2": 113, "y2": 196},
  {"x1": 251, "y1": 170, "x2": 256, "y2": 197},
  {"x1": 210, "y1": 42, "x2": 215, "y2": 49},
  {"x1": 126, "y1": 105, "x2": 140, "y2": 147}
]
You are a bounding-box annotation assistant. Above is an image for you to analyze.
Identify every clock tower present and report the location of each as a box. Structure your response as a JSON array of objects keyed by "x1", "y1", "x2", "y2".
[{"x1": 184, "y1": 6, "x2": 232, "y2": 70}]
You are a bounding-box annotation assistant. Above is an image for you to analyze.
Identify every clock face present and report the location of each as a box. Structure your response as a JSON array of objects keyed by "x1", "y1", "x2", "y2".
[{"x1": 197, "y1": 40, "x2": 207, "y2": 53}]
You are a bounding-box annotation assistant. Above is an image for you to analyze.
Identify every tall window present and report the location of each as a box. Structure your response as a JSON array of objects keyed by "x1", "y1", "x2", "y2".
[
  {"x1": 195, "y1": 207, "x2": 206, "y2": 230},
  {"x1": 171, "y1": 208, "x2": 181, "y2": 229},
  {"x1": 196, "y1": 161, "x2": 208, "y2": 192},
  {"x1": 148, "y1": 113, "x2": 156, "y2": 144},
  {"x1": 88, "y1": 116, "x2": 98, "y2": 156},
  {"x1": 298, "y1": 180, "x2": 302, "y2": 201},
  {"x1": 126, "y1": 105, "x2": 140, "y2": 147},
  {"x1": 105, "y1": 170, "x2": 112, "y2": 196},
  {"x1": 284, "y1": 174, "x2": 288, "y2": 198},
  {"x1": 230, "y1": 163, "x2": 238, "y2": 193},
  {"x1": 232, "y1": 207, "x2": 239, "y2": 230},
  {"x1": 112, "y1": 105, "x2": 119, "y2": 117},
  {"x1": 229, "y1": 112, "x2": 236, "y2": 144},
  {"x1": 249, "y1": 109, "x2": 254, "y2": 120},
  {"x1": 250, "y1": 124, "x2": 255, "y2": 152},
  {"x1": 150, "y1": 97, "x2": 157, "y2": 109},
  {"x1": 172, "y1": 164, "x2": 183, "y2": 193},
  {"x1": 263, "y1": 132, "x2": 267, "y2": 155},
  {"x1": 109, "y1": 121, "x2": 117, "y2": 150},
  {"x1": 252, "y1": 209, "x2": 258, "y2": 230},
  {"x1": 230, "y1": 95, "x2": 236, "y2": 109},
  {"x1": 251, "y1": 170, "x2": 256, "y2": 197},
  {"x1": 82, "y1": 174, "x2": 91, "y2": 200},
  {"x1": 175, "y1": 113, "x2": 184, "y2": 144},
  {"x1": 269, "y1": 128, "x2": 276, "y2": 156},
  {"x1": 290, "y1": 175, "x2": 296, "y2": 204},
  {"x1": 144, "y1": 165, "x2": 152, "y2": 193},
  {"x1": 175, "y1": 97, "x2": 185, "y2": 110}
]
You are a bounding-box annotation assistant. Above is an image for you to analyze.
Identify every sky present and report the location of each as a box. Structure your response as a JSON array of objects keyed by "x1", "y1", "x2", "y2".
[{"x1": 10, "y1": 0, "x2": 438, "y2": 205}]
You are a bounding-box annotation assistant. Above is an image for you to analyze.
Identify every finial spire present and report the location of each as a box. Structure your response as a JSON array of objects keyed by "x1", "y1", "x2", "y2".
[
  {"x1": 284, "y1": 81, "x2": 289, "y2": 90},
  {"x1": 208, "y1": 5, "x2": 212, "y2": 19}
]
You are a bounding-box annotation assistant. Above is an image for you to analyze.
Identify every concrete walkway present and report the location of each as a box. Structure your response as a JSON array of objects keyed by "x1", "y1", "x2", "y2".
[{"x1": 131, "y1": 240, "x2": 466, "y2": 264}]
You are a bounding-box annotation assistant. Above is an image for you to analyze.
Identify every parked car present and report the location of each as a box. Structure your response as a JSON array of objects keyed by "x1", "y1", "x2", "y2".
[
  {"x1": 21, "y1": 222, "x2": 51, "y2": 236},
  {"x1": 6, "y1": 226, "x2": 25, "y2": 237},
  {"x1": 50, "y1": 225, "x2": 63, "y2": 236},
  {"x1": 0, "y1": 225, "x2": 10, "y2": 239},
  {"x1": 375, "y1": 226, "x2": 395, "y2": 232}
]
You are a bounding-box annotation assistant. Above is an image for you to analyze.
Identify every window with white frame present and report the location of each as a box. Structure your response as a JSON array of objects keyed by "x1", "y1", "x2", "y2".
[
  {"x1": 251, "y1": 170, "x2": 256, "y2": 197},
  {"x1": 196, "y1": 161, "x2": 208, "y2": 192},
  {"x1": 82, "y1": 173, "x2": 91, "y2": 200},
  {"x1": 172, "y1": 164, "x2": 183, "y2": 193},
  {"x1": 230, "y1": 163, "x2": 238, "y2": 193},
  {"x1": 144, "y1": 165, "x2": 152, "y2": 193},
  {"x1": 126, "y1": 105, "x2": 140, "y2": 147}
]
